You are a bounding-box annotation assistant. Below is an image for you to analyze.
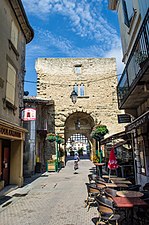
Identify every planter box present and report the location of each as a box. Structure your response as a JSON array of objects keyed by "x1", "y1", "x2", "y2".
[{"x1": 46, "y1": 160, "x2": 57, "y2": 172}]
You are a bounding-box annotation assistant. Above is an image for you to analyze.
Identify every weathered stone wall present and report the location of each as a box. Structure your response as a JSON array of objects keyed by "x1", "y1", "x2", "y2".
[
  {"x1": 36, "y1": 58, "x2": 125, "y2": 141},
  {"x1": 0, "y1": 0, "x2": 26, "y2": 125}
]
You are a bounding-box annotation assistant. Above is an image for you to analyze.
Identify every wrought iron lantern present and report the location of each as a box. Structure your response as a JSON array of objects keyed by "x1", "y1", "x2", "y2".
[{"x1": 70, "y1": 90, "x2": 78, "y2": 104}]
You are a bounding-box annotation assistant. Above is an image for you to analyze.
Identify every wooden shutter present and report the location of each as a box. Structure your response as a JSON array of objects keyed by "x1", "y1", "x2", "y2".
[
  {"x1": 11, "y1": 21, "x2": 18, "y2": 49},
  {"x1": 6, "y1": 63, "x2": 16, "y2": 105}
]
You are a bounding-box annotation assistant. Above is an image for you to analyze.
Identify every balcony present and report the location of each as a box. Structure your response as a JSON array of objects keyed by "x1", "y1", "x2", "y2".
[
  {"x1": 37, "y1": 119, "x2": 48, "y2": 137},
  {"x1": 117, "y1": 9, "x2": 149, "y2": 109}
]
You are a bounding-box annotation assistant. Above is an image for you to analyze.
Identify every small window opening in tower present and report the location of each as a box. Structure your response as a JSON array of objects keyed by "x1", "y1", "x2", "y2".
[{"x1": 74, "y1": 65, "x2": 82, "y2": 74}]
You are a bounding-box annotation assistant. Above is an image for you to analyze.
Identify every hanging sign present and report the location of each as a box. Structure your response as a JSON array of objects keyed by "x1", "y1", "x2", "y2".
[
  {"x1": 21, "y1": 108, "x2": 36, "y2": 121},
  {"x1": 118, "y1": 114, "x2": 131, "y2": 123}
]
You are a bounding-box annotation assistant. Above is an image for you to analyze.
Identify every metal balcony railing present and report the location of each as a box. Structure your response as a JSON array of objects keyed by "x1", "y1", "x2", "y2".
[{"x1": 117, "y1": 9, "x2": 149, "y2": 108}]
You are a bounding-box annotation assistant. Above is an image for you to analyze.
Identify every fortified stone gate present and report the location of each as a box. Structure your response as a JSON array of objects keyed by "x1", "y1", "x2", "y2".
[
  {"x1": 64, "y1": 111, "x2": 95, "y2": 158},
  {"x1": 35, "y1": 58, "x2": 125, "y2": 160}
]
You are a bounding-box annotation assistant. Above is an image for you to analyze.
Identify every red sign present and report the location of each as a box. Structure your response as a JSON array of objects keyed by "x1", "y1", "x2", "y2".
[{"x1": 21, "y1": 108, "x2": 36, "y2": 121}]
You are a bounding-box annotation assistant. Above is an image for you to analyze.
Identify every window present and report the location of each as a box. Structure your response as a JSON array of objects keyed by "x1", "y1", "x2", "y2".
[
  {"x1": 122, "y1": 0, "x2": 134, "y2": 27},
  {"x1": 6, "y1": 63, "x2": 16, "y2": 105},
  {"x1": 74, "y1": 65, "x2": 81, "y2": 74},
  {"x1": 80, "y1": 83, "x2": 85, "y2": 96},
  {"x1": 74, "y1": 83, "x2": 78, "y2": 95},
  {"x1": 11, "y1": 20, "x2": 18, "y2": 49}
]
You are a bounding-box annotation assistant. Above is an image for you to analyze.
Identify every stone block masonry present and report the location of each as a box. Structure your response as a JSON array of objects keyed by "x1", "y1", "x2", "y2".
[{"x1": 35, "y1": 58, "x2": 125, "y2": 158}]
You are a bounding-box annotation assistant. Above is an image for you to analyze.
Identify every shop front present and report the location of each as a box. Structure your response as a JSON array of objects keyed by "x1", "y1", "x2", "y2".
[
  {"x1": 0, "y1": 119, "x2": 26, "y2": 190},
  {"x1": 125, "y1": 110, "x2": 149, "y2": 186},
  {"x1": 101, "y1": 131, "x2": 133, "y2": 179}
]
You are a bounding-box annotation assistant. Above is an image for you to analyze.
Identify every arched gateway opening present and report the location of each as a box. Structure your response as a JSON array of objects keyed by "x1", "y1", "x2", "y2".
[
  {"x1": 66, "y1": 133, "x2": 90, "y2": 156},
  {"x1": 64, "y1": 111, "x2": 95, "y2": 159}
]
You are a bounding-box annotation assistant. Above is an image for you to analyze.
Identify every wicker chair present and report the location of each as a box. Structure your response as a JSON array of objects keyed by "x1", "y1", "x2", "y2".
[
  {"x1": 143, "y1": 182, "x2": 149, "y2": 191},
  {"x1": 104, "y1": 188, "x2": 117, "y2": 201},
  {"x1": 88, "y1": 174, "x2": 98, "y2": 183},
  {"x1": 88, "y1": 174, "x2": 106, "y2": 184},
  {"x1": 95, "y1": 180, "x2": 106, "y2": 195},
  {"x1": 127, "y1": 184, "x2": 141, "y2": 191},
  {"x1": 95, "y1": 195, "x2": 121, "y2": 225},
  {"x1": 85, "y1": 183, "x2": 100, "y2": 211}
]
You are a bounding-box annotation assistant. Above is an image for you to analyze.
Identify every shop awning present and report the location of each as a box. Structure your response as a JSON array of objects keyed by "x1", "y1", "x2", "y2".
[
  {"x1": 125, "y1": 110, "x2": 149, "y2": 132},
  {"x1": 101, "y1": 131, "x2": 131, "y2": 145}
]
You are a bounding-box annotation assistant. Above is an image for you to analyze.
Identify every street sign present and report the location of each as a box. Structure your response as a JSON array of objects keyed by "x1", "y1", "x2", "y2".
[
  {"x1": 118, "y1": 114, "x2": 131, "y2": 123},
  {"x1": 21, "y1": 108, "x2": 36, "y2": 121}
]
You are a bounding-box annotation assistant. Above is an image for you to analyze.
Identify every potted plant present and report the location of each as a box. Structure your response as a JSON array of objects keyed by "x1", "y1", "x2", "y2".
[
  {"x1": 56, "y1": 135, "x2": 64, "y2": 144},
  {"x1": 91, "y1": 123, "x2": 109, "y2": 163},
  {"x1": 91, "y1": 124, "x2": 109, "y2": 140},
  {"x1": 46, "y1": 133, "x2": 56, "y2": 142}
]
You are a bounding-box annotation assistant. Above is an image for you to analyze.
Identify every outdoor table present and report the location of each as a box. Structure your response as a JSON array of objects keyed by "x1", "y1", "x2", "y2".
[
  {"x1": 113, "y1": 197, "x2": 148, "y2": 224},
  {"x1": 116, "y1": 190, "x2": 144, "y2": 198},
  {"x1": 102, "y1": 175, "x2": 117, "y2": 179},
  {"x1": 94, "y1": 163, "x2": 105, "y2": 177},
  {"x1": 110, "y1": 177, "x2": 126, "y2": 181},
  {"x1": 105, "y1": 183, "x2": 128, "y2": 189},
  {"x1": 111, "y1": 180, "x2": 132, "y2": 184}
]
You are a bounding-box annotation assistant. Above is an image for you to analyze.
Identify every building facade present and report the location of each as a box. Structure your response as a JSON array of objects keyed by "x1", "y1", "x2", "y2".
[
  {"x1": 22, "y1": 97, "x2": 54, "y2": 176},
  {"x1": 0, "y1": 0, "x2": 33, "y2": 188},
  {"x1": 35, "y1": 58, "x2": 125, "y2": 161},
  {"x1": 109, "y1": 0, "x2": 149, "y2": 186}
]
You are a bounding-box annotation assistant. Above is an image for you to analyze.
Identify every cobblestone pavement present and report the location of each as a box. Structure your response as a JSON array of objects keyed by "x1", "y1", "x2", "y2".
[{"x1": 0, "y1": 158, "x2": 99, "y2": 225}]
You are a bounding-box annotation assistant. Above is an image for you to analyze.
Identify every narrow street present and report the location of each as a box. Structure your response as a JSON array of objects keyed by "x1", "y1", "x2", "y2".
[{"x1": 0, "y1": 157, "x2": 99, "y2": 225}]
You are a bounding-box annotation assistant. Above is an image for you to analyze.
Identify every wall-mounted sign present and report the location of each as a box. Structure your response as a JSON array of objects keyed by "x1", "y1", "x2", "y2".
[
  {"x1": 21, "y1": 108, "x2": 36, "y2": 121},
  {"x1": 0, "y1": 125, "x2": 21, "y2": 138},
  {"x1": 126, "y1": 111, "x2": 149, "y2": 132},
  {"x1": 118, "y1": 114, "x2": 131, "y2": 123}
]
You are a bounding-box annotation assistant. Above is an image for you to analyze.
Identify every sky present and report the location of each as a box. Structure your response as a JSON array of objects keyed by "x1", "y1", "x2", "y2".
[{"x1": 22, "y1": 0, "x2": 124, "y2": 96}]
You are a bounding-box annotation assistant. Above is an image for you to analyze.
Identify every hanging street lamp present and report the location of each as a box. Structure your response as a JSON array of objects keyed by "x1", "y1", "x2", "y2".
[{"x1": 70, "y1": 90, "x2": 78, "y2": 104}]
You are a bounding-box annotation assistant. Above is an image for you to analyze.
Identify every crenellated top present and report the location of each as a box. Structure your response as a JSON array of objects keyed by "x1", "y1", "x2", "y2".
[{"x1": 9, "y1": 0, "x2": 34, "y2": 43}]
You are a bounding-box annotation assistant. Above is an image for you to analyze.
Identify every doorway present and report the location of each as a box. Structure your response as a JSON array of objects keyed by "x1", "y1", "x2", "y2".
[{"x1": 2, "y1": 140, "x2": 10, "y2": 186}]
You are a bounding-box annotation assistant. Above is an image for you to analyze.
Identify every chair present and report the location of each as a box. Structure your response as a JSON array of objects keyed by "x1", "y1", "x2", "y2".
[
  {"x1": 88, "y1": 174, "x2": 98, "y2": 183},
  {"x1": 88, "y1": 174, "x2": 106, "y2": 184},
  {"x1": 85, "y1": 183, "x2": 100, "y2": 211},
  {"x1": 95, "y1": 180, "x2": 106, "y2": 194},
  {"x1": 127, "y1": 184, "x2": 141, "y2": 191},
  {"x1": 95, "y1": 195, "x2": 121, "y2": 225},
  {"x1": 104, "y1": 188, "x2": 117, "y2": 201},
  {"x1": 140, "y1": 191, "x2": 149, "y2": 200},
  {"x1": 143, "y1": 182, "x2": 149, "y2": 191},
  {"x1": 104, "y1": 188, "x2": 126, "y2": 217},
  {"x1": 96, "y1": 177, "x2": 107, "y2": 183},
  {"x1": 136, "y1": 190, "x2": 149, "y2": 224}
]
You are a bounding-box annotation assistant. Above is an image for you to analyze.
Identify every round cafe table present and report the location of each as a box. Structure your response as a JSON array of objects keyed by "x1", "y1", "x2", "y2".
[{"x1": 116, "y1": 190, "x2": 144, "y2": 198}]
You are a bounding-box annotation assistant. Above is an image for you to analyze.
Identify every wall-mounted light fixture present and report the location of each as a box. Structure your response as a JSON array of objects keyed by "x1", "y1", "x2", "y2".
[
  {"x1": 75, "y1": 119, "x2": 81, "y2": 130},
  {"x1": 70, "y1": 90, "x2": 78, "y2": 104}
]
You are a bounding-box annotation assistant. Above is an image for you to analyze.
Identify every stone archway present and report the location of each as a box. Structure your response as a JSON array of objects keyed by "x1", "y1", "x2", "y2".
[{"x1": 64, "y1": 111, "x2": 95, "y2": 159}]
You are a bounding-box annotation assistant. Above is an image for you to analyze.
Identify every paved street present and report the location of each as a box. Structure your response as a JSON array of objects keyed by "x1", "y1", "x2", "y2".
[{"x1": 0, "y1": 158, "x2": 99, "y2": 225}]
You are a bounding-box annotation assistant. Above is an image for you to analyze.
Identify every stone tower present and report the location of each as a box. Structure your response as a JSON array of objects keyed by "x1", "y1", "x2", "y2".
[{"x1": 35, "y1": 58, "x2": 125, "y2": 160}]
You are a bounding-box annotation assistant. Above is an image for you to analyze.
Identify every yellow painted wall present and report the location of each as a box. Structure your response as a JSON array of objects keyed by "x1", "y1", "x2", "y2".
[{"x1": 10, "y1": 140, "x2": 23, "y2": 187}]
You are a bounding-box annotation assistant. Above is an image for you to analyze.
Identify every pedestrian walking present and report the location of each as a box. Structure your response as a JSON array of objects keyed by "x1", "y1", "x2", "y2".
[{"x1": 74, "y1": 152, "x2": 80, "y2": 170}]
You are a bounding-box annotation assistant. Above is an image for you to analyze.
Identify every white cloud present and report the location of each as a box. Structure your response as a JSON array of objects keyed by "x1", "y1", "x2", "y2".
[
  {"x1": 104, "y1": 44, "x2": 124, "y2": 75},
  {"x1": 27, "y1": 27, "x2": 113, "y2": 60},
  {"x1": 22, "y1": 0, "x2": 120, "y2": 51}
]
